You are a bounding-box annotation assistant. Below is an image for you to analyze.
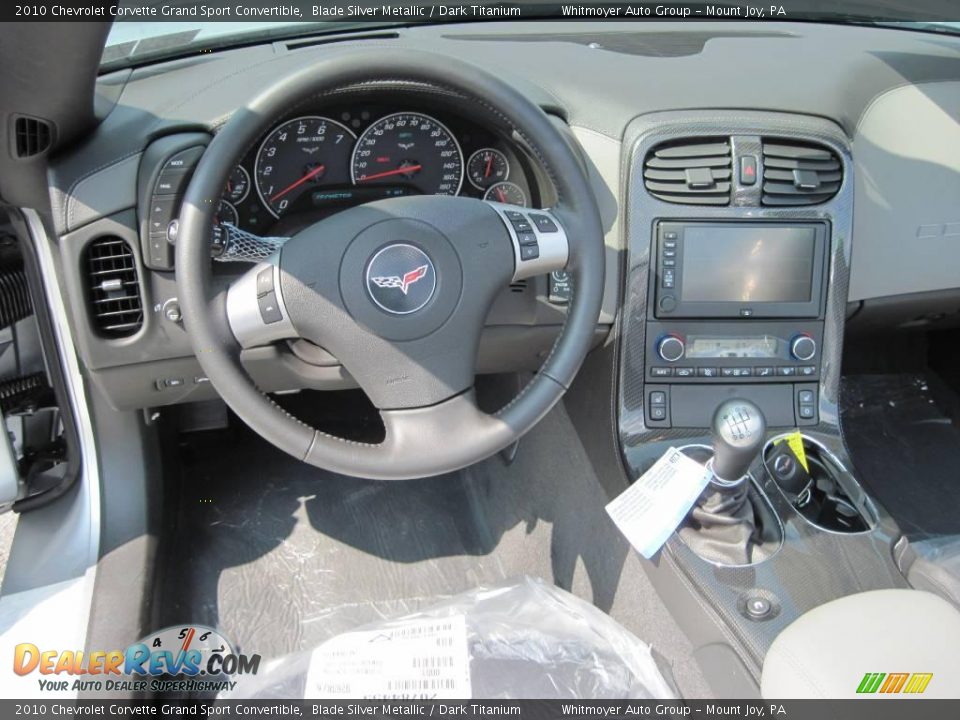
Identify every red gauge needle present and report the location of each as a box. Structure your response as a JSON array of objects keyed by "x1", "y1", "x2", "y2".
[
  {"x1": 358, "y1": 164, "x2": 423, "y2": 182},
  {"x1": 270, "y1": 164, "x2": 326, "y2": 202},
  {"x1": 484, "y1": 154, "x2": 493, "y2": 178},
  {"x1": 496, "y1": 186, "x2": 507, "y2": 203}
]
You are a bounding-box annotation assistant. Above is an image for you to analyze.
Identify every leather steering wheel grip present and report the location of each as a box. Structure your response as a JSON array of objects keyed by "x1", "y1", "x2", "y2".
[{"x1": 176, "y1": 49, "x2": 605, "y2": 479}]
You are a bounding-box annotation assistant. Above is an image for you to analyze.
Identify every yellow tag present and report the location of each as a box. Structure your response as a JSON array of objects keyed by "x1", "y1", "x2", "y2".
[{"x1": 775, "y1": 431, "x2": 808, "y2": 472}]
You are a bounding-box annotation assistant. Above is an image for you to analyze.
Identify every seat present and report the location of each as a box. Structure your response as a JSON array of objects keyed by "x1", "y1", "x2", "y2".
[{"x1": 761, "y1": 589, "x2": 960, "y2": 699}]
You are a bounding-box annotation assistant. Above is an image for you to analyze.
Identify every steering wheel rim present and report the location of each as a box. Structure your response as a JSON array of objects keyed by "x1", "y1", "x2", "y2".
[{"x1": 176, "y1": 49, "x2": 604, "y2": 480}]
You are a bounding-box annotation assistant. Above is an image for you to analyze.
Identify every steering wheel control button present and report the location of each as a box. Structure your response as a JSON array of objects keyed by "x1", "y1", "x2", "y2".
[
  {"x1": 520, "y1": 242, "x2": 540, "y2": 261},
  {"x1": 256, "y1": 267, "x2": 275, "y2": 297},
  {"x1": 258, "y1": 291, "x2": 283, "y2": 324},
  {"x1": 365, "y1": 243, "x2": 437, "y2": 315},
  {"x1": 530, "y1": 214, "x2": 559, "y2": 233}
]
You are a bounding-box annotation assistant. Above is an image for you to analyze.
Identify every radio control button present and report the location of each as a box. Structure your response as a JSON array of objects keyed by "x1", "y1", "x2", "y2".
[
  {"x1": 663, "y1": 231, "x2": 678, "y2": 240},
  {"x1": 658, "y1": 296, "x2": 677, "y2": 313},
  {"x1": 663, "y1": 249, "x2": 676, "y2": 258},
  {"x1": 657, "y1": 336, "x2": 685, "y2": 362},
  {"x1": 651, "y1": 367, "x2": 673, "y2": 377},
  {"x1": 675, "y1": 367, "x2": 695, "y2": 377},
  {"x1": 777, "y1": 366, "x2": 798, "y2": 376},
  {"x1": 698, "y1": 367, "x2": 718, "y2": 378},
  {"x1": 755, "y1": 367, "x2": 774, "y2": 377},
  {"x1": 663, "y1": 258, "x2": 676, "y2": 267}
]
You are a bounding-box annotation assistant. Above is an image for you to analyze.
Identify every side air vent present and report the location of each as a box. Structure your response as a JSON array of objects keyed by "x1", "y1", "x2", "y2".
[
  {"x1": 13, "y1": 115, "x2": 54, "y2": 158},
  {"x1": 644, "y1": 138, "x2": 732, "y2": 205},
  {"x1": 761, "y1": 140, "x2": 842, "y2": 206},
  {"x1": 84, "y1": 237, "x2": 143, "y2": 338},
  {"x1": 509, "y1": 280, "x2": 528, "y2": 294}
]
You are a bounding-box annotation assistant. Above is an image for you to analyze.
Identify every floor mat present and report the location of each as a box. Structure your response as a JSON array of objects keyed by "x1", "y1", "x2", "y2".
[
  {"x1": 841, "y1": 373, "x2": 960, "y2": 538},
  {"x1": 156, "y1": 402, "x2": 711, "y2": 698}
]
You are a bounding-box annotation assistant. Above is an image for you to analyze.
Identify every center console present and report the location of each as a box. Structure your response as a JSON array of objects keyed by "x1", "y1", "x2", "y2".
[
  {"x1": 644, "y1": 220, "x2": 829, "y2": 429},
  {"x1": 613, "y1": 110, "x2": 907, "y2": 692}
]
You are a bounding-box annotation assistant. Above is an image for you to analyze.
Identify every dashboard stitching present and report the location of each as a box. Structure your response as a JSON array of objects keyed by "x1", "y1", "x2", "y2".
[{"x1": 63, "y1": 150, "x2": 143, "y2": 230}]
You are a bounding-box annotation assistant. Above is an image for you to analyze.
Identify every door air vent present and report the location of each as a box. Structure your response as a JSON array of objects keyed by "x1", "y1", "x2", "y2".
[
  {"x1": 761, "y1": 140, "x2": 842, "y2": 206},
  {"x1": 84, "y1": 237, "x2": 143, "y2": 338},
  {"x1": 643, "y1": 138, "x2": 732, "y2": 206},
  {"x1": 13, "y1": 115, "x2": 54, "y2": 158}
]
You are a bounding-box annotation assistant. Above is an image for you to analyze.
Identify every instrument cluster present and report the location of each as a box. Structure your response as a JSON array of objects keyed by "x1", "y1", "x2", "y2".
[{"x1": 216, "y1": 102, "x2": 541, "y2": 236}]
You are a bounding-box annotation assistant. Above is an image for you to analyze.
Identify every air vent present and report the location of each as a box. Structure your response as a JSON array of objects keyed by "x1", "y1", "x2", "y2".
[
  {"x1": 761, "y1": 140, "x2": 842, "y2": 206},
  {"x1": 644, "y1": 138, "x2": 732, "y2": 205},
  {"x1": 509, "y1": 280, "x2": 528, "y2": 294},
  {"x1": 84, "y1": 237, "x2": 143, "y2": 338},
  {"x1": 13, "y1": 115, "x2": 53, "y2": 158}
]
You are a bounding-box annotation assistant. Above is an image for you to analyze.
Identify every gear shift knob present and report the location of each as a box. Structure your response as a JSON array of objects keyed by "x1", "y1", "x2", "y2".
[{"x1": 710, "y1": 399, "x2": 767, "y2": 484}]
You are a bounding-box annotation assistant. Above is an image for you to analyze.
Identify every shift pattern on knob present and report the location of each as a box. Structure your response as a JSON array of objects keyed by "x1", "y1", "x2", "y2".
[{"x1": 711, "y1": 398, "x2": 767, "y2": 484}]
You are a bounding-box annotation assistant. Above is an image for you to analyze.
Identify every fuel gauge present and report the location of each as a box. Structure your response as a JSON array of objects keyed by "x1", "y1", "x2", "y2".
[
  {"x1": 484, "y1": 181, "x2": 527, "y2": 207},
  {"x1": 468, "y1": 148, "x2": 509, "y2": 189},
  {"x1": 224, "y1": 166, "x2": 250, "y2": 204}
]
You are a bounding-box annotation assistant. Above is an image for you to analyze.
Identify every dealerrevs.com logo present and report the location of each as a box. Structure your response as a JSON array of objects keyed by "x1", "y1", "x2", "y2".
[{"x1": 13, "y1": 625, "x2": 260, "y2": 694}]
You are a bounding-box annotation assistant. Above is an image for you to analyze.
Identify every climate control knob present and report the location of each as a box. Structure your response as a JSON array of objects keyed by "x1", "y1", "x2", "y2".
[
  {"x1": 657, "y1": 335, "x2": 685, "y2": 363},
  {"x1": 790, "y1": 335, "x2": 817, "y2": 362}
]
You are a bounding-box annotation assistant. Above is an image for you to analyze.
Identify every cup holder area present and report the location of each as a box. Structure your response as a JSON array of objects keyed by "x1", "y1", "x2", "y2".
[{"x1": 762, "y1": 435, "x2": 872, "y2": 534}]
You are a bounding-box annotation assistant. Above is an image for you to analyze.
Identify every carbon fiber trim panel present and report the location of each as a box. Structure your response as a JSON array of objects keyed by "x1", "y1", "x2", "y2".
[{"x1": 616, "y1": 111, "x2": 907, "y2": 679}]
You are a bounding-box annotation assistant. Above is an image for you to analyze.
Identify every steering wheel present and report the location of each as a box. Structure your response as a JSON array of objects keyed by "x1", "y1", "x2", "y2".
[{"x1": 176, "y1": 50, "x2": 604, "y2": 480}]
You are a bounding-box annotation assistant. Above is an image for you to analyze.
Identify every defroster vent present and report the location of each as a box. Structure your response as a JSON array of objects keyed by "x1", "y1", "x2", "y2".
[
  {"x1": 644, "y1": 138, "x2": 732, "y2": 205},
  {"x1": 84, "y1": 237, "x2": 143, "y2": 337},
  {"x1": 761, "y1": 140, "x2": 842, "y2": 206}
]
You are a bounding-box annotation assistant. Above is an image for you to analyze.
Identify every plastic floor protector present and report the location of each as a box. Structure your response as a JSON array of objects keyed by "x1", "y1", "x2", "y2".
[
  {"x1": 840, "y1": 373, "x2": 960, "y2": 538},
  {"x1": 156, "y1": 402, "x2": 712, "y2": 698},
  {"x1": 222, "y1": 577, "x2": 675, "y2": 699}
]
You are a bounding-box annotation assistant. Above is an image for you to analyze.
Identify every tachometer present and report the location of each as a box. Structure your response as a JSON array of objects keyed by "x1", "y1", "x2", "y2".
[
  {"x1": 468, "y1": 148, "x2": 509, "y2": 189},
  {"x1": 255, "y1": 116, "x2": 356, "y2": 218},
  {"x1": 351, "y1": 112, "x2": 464, "y2": 196},
  {"x1": 484, "y1": 181, "x2": 527, "y2": 207}
]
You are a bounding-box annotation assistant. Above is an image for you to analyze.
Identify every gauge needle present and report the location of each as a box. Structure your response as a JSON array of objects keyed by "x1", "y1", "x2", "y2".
[
  {"x1": 270, "y1": 164, "x2": 326, "y2": 202},
  {"x1": 496, "y1": 186, "x2": 507, "y2": 202},
  {"x1": 485, "y1": 154, "x2": 493, "y2": 178},
  {"x1": 358, "y1": 164, "x2": 423, "y2": 182}
]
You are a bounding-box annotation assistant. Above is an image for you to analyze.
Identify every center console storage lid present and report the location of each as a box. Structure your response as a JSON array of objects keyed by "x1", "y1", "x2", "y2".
[{"x1": 761, "y1": 589, "x2": 960, "y2": 699}]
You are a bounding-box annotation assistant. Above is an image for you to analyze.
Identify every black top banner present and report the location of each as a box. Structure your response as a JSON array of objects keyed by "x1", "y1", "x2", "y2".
[{"x1": 6, "y1": 0, "x2": 960, "y2": 23}]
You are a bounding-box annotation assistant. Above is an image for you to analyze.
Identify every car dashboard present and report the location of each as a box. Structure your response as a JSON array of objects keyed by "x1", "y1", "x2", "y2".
[{"x1": 42, "y1": 20, "x2": 960, "y2": 413}]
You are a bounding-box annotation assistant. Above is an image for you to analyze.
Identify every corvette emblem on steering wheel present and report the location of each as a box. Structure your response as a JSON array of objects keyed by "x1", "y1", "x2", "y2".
[
  {"x1": 365, "y1": 244, "x2": 437, "y2": 315},
  {"x1": 370, "y1": 264, "x2": 429, "y2": 295}
]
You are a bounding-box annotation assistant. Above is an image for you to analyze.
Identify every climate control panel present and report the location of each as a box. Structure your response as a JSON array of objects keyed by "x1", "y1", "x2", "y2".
[{"x1": 645, "y1": 320, "x2": 824, "y2": 383}]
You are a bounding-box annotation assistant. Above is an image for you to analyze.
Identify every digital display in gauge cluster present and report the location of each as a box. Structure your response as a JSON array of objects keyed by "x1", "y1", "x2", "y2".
[{"x1": 219, "y1": 105, "x2": 537, "y2": 233}]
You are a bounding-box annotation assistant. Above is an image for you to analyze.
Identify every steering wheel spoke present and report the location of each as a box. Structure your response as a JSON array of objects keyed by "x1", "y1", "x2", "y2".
[
  {"x1": 485, "y1": 201, "x2": 570, "y2": 281},
  {"x1": 225, "y1": 259, "x2": 298, "y2": 348}
]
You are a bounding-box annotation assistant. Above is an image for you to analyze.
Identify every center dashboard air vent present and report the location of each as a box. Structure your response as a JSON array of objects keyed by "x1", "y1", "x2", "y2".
[
  {"x1": 643, "y1": 138, "x2": 732, "y2": 206},
  {"x1": 761, "y1": 140, "x2": 842, "y2": 206},
  {"x1": 84, "y1": 237, "x2": 144, "y2": 338}
]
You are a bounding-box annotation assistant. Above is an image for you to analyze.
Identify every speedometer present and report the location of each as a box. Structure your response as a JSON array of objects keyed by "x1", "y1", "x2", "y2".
[
  {"x1": 255, "y1": 116, "x2": 356, "y2": 218},
  {"x1": 351, "y1": 112, "x2": 464, "y2": 196}
]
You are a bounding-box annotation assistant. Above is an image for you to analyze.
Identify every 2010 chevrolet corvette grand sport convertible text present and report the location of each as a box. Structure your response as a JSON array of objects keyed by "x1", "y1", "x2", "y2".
[{"x1": 0, "y1": 1, "x2": 959, "y2": 714}]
